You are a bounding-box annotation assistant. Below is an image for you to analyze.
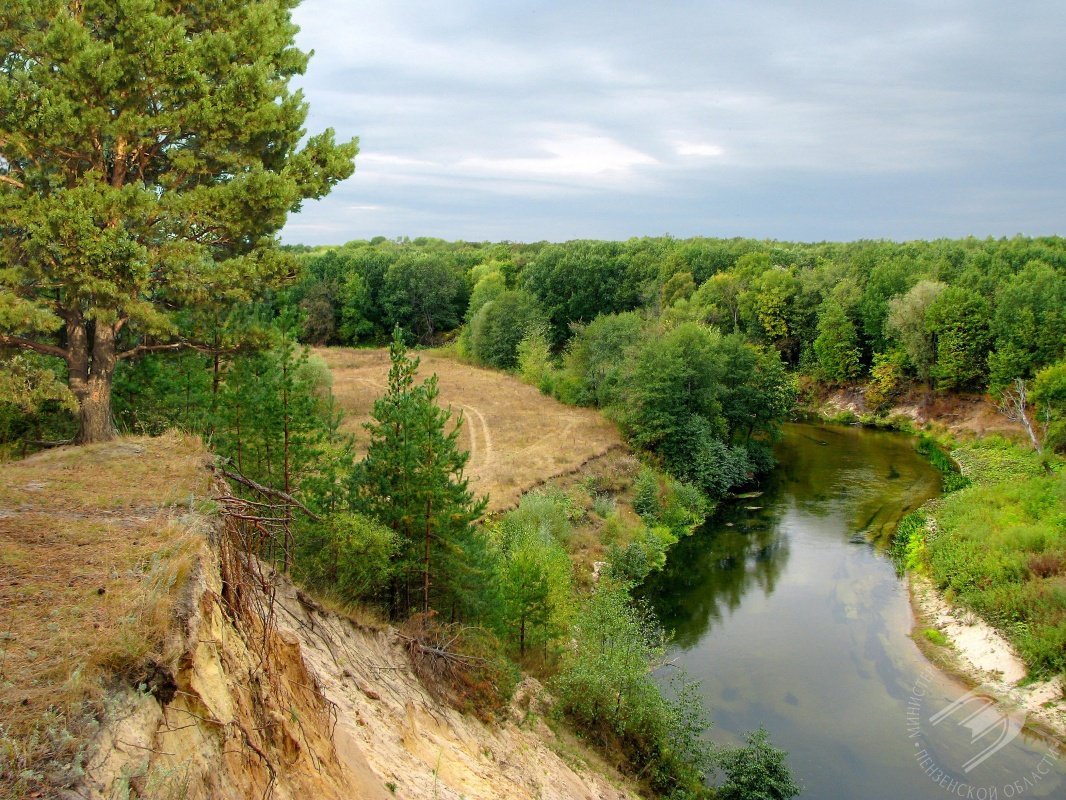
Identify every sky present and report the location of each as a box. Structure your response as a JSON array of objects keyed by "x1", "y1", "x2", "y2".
[{"x1": 281, "y1": 0, "x2": 1066, "y2": 245}]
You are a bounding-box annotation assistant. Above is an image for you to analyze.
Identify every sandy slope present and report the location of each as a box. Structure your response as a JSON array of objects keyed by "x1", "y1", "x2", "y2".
[{"x1": 910, "y1": 575, "x2": 1065, "y2": 738}]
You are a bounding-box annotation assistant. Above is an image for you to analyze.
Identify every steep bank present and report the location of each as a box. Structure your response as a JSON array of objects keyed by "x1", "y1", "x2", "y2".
[{"x1": 1, "y1": 435, "x2": 639, "y2": 800}]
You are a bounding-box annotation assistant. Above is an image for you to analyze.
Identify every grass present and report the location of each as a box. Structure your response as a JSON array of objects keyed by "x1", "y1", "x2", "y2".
[
  {"x1": 0, "y1": 432, "x2": 213, "y2": 799},
  {"x1": 315, "y1": 346, "x2": 624, "y2": 512},
  {"x1": 923, "y1": 628, "x2": 950, "y2": 647},
  {"x1": 918, "y1": 436, "x2": 1066, "y2": 678}
]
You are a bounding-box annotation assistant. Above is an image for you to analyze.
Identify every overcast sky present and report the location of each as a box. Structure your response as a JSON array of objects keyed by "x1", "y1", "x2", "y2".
[{"x1": 281, "y1": 0, "x2": 1066, "y2": 245}]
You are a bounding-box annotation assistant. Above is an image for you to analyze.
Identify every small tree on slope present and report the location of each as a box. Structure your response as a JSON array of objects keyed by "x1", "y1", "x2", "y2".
[
  {"x1": 353, "y1": 329, "x2": 487, "y2": 617},
  {"x1": 0, "y1": 0, "x2": 357, "y2": 442}
]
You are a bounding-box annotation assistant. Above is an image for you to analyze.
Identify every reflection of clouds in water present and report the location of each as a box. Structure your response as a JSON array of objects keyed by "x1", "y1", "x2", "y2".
[{"x1": 643, "y1": 424, "x2": 1061, "y2": 798}]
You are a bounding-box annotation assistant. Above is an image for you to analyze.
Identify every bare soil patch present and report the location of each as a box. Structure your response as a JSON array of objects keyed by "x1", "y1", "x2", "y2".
[{"x1": 316, "y1": 348, "x2": 625, "y2": 512}]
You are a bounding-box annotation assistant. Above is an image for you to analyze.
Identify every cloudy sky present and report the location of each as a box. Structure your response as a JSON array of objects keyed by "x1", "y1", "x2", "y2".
[{"x1": 281, "y1": 0, "x2": 1066, "y2": 245}]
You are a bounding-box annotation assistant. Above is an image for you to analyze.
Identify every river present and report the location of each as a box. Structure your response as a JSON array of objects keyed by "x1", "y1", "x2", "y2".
[{"x1": 642, "y1": 422, "x2": 1064, "y2": 799}]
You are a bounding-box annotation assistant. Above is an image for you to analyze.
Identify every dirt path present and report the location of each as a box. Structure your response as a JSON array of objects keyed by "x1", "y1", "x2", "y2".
[{"x1": 316, "y1": 348, "x2": 625, "y2": 512}]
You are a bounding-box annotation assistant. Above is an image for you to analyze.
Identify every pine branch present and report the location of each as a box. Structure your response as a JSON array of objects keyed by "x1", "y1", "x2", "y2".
[{"x1": 0, "y1": 333, "x2": 69, "y2": 361}]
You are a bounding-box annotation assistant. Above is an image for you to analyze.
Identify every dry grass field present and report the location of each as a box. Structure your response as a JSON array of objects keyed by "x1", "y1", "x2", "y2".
[
  {"x1": 315, "y1": 348, "x2": 625, "y2": 512},
  {"x1": 0, "y1": 433, "x2": 213, "y2": 796}
]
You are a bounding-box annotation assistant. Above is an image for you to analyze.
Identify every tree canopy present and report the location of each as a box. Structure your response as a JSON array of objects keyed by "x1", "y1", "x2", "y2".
[{"x1": 0, "y1": 0, "x2": 357, "y2": 441}]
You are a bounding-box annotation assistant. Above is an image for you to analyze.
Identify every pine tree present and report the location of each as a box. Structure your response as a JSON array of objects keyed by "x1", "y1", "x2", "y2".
[
  {"x1": 0, "y1": 0, "x2": 357, "y2": 442},
  {"x1": 354, "y1": 329, "x2": 487, "y2": 616}
]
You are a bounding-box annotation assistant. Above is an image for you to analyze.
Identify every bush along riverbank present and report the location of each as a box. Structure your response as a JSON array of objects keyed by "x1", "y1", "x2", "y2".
[{"x1": 891, "y1": 432, "x2": 1066, "y2": 739}]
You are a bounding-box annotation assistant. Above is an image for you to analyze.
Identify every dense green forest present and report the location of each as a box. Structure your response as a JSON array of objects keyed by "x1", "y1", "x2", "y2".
[{"x1": 281, "y1": 234, "x2": 1066, "y2": 445}]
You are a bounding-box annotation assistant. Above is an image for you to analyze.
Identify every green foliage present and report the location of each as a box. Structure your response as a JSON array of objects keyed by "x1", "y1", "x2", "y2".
[
  {"x1": 552, "y1": 582, "x2": 713, "y2": 798},
  {"x1": 987, "y1": 261, "x2": 1066, "y2": 388},
  {"x1": 885, "y1": 280, "x2": 946, "y2": 385},
  {"x1": 352, "y1": 330, "x2": 488, "y2": 616},
  {"x1": 746, "y1": 266, "x2": 798, "y2": 352},
  {"x1": 812, "y1": 301, "x2": 861, "y2": 384},
  {"x1": 501, "y1": 487, "x2": 577, "y2": 545},
  {"x1": 520, "y1": 240, "x2": 637, "y2": 346},
  {"x1": 0, "y1": 0, "x2": 357, "y2": 441},
  {"x1": 661, "y1": 271, "x2": 696, "y2": 308},
  {"x1": 561, "y1": 311, "x2": 646, "y2": 407},
  {"x1": 890, "y1": 511, "x2": 929, "y2": 574},
  {"x1": 864, "y1": 350, "x2": 907, "y2": 411},
  {"x1": 467, "y1": 271, "x2": 508, "y2": 320},
  {"x1": 469, "y1": 290, "x2": 547, "y2": 370},
  {"x1": 113, "y1": 352, "x2": 215, "y2": 436},
  {"x1": 626, "y1": 322, "x2": 725, "y2": 457},
  {"x1": 914, "y1": 437, "x2": 1066, "y2": 677},
  {"x1": 923, "y1": 628, "x2": 949, "y2": 646},
  {"x1": 1033, "y1": 360, "x2": 1066, "y2": 452},
  {"x1": 382, "y1": 253, "x2": 468, "y2": 343},
  {"x1": 0, "y1": 353, "x2": 77, "y2": 452},
  {"x1": 633, "y1": 466, "x2": 661, "y2": 518},
  {"x1": 516, "y1": 324, "x2": 556, "y2": 392},
  {"x1": 711, "y1": 727, "x2": 801, "y2": 800},
  {"x1": 925, "y1": 286, "x2": 993, "y2": 390},
  {"x1": 915, "y1": 434, "x2": 971, "y2": 493},
  {"x1": 492, "y1": 519, "x2": 574, "y2": 658},
  {"x1": 295, "y1": 512, "x2": 399, "y2": 602}
]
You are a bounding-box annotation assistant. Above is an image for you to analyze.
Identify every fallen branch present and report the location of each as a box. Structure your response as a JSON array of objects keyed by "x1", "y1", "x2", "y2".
[{"x1": 211, "y1": 463, "x2": 321, "y2": 521}]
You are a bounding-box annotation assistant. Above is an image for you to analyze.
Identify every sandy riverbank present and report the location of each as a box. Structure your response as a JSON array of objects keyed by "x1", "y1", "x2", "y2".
[{"x1": 909, "y1": 573, "x2": 1066, "y2": 744}]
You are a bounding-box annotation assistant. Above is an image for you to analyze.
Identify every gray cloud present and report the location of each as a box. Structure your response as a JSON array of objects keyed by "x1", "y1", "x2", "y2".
[{"x1": 283, "y1": 0, "x2": 1066, "y2": 243}]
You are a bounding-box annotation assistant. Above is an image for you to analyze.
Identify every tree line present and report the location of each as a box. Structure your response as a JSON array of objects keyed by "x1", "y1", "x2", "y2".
[{"x1": 287, "y1": 235, "x2": 1066, "y2": 393}]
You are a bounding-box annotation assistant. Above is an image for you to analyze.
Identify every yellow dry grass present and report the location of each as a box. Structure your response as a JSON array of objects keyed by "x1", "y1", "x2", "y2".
[
  {"x1": 0, "y1": 432, "x2": 214, "y2": 798},
  {"x1": 316, "y1": 347, "x2": 625, "y2": 512}
]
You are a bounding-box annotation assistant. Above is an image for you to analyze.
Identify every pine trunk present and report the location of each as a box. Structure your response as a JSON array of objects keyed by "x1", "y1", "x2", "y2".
[{"x1": 68, "y1": 318, "x2": 119, "y2": 444}]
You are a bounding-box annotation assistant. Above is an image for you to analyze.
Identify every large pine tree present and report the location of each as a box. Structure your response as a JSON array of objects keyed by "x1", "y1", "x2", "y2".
[
  {"x1": 0, "y1": 0, "x2": 357, "y2": 442},
  {"x1": 354, "y1": 330, "x2": 487, "y2": 617}
]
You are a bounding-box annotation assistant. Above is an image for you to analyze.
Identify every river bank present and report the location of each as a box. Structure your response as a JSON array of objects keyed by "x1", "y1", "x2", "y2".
[
  {"x1": 644, "y1": 422, "x2": 1066, "y2": 799},
  {"x1": 908, "y1": 572, "x2": 1066, "y2": 742},
  {"x1": 802, "y1": 393, "x2": 1066, "y2": 745}
]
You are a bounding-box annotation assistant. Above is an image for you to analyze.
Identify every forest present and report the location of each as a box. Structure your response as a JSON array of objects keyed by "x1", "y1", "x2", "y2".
[
  {"x1": 278, "y1": 233, "x2": 1066, "y2": 446},
  {"x1": 4, "y1": 231, "x2": 1066, "y2": 799},
  {"x1": 3, "y1": 4, "x2": 1064, "y2": 797}
]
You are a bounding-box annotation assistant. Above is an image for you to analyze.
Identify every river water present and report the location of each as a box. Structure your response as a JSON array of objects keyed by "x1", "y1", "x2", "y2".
[{"x1": 642, "y1": 423, "x2": 1064, "y2": 799}]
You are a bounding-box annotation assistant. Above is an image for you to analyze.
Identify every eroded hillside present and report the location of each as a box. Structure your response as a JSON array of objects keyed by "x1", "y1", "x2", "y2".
[{"x1": 1, "y1": 434, "x2": 639, "y2": 799}]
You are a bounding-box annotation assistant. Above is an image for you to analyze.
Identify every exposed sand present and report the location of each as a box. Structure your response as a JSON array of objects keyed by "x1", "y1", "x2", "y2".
[{"x1": 909, "y1": 573, "x2": 1066, "y2": 743}]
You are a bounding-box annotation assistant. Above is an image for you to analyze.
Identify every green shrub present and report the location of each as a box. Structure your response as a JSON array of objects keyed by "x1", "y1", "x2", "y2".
[
  {"x1": 711, "y1": 726, "x2": 801, "y2": 800},
  {"x1": 502, "y1": 487, "x2": 577, "y2": 544},
  {"x1": 633, "y1": 466, "x2": 660, "y2": 519},
  {"x1": 469, "y1": 290, "x2": 546, "y2": 369},
  {"x1": 923, "y1": 628, "x2": 949, "y2": 647},
  {"x1": 552, "y1": 583, "x2": 713, "y2": 798},
  {"x1": 915, "y1": 434, "x2": 971, "y2": 492},
  {"x1": 295, "y1": 512, "x2": 398, "y2": 602}
]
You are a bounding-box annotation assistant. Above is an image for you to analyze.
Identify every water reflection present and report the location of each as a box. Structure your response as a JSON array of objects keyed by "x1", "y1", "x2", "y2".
[
  {"x1": 641, "y1": 485, "x2": 789, "y2": 648},
  {"x1": 641, "y1": 424, "x2": 1063, "y2": 799}
]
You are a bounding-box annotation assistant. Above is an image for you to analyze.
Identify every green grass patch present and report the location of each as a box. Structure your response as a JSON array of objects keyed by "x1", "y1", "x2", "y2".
[
  {"x1": 923, "y1": 628, "x2": 949, "y2": 647},
  {"x1": 922, "y1": 437, "x2": 1066, "y2": 678}
]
